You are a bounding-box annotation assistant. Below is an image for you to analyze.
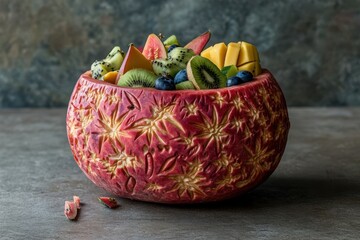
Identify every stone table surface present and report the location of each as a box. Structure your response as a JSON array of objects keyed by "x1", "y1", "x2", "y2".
[{"x1": 0, "y1": 108, "x2": 359, "y2": 240}]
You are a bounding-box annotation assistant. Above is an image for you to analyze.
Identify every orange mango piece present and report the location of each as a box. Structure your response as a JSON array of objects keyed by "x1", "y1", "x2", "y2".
[
  {"x1": 224, "y1": 42, "x2": 241, "y2": 67},
  {"x1": 237, "y1": 41, "x2": 259, "y2": 66},
  {"x1": 210, "y1": 42, "x2": 227, "y2": 69},
  {"x1": 200, "y1": 46, "x2": 212, "y2": 61},
  {"x1": 102, "y1": 71, "x2": 118, "y2": 84}
]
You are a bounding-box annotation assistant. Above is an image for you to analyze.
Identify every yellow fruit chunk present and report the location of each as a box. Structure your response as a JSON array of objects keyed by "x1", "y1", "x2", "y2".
[
  {"x1": 200, "y1": 46, "x2": 212, "y2": 60},
  {"x1": 237, "y1": 41, "x2": 259, "y2": 66},
  {"x1": 210, "y1": 42, "x2": 227, "y2": 69},
  {"x1": 238, "y1": 61, "x2": 262, "y2": 76},
  {"x1": 102, "y1": 71, "x2": 118, "y2": 84},
  {"x1": 224, "y1": 42, "x2": 241, "y2": 67}
]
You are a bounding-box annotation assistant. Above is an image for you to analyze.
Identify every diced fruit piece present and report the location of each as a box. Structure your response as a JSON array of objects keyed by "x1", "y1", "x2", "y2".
[
  {"x1": 184, "y1": 31, "x2": 211, "y2": 55},
  {"x1": 101, "y1": 71, "x2": 118, "y2": 84},
  {"x1": 98, "y1": 197, "x2": 119, "y2": 209},
  {"x1": 236, "y1": 70, "x2": 253, "y2": 82},
  {"x1": 117, "y1": 45, "x2": 153, "y2": 82},
  {"x1": 168, "y1": 47, "x2": 195, "y2": 67},
  {"x1": 200, "y1": 46, "x2": 212, "y2": 60},
  {"x1": 118, "y1": 69, "x2": 157, "y2": 88},
  {"x1": 236, "y1": 41, "x2": 262, "y2": 76},
  {"x1": 175, "y1": 81, "x2": 195, "y2": 90},
  {"x1": 91, "y1": 46, "x2": 124, "y2": 80},
  {"x1": 103, "y1": 46, "x2": 125, "y2": 71},
  {"x1": 221, "y1": 65, "x2": 238, "y2": 78},
  {"x1": 237, "y1": 41, "x2": 258, "y2": 66},
  {"x1": 163, "y1": 35, "x2": 180, "y2": 46},
  {"x1": 64, "y1": 201, "x2": 78, "y2": 220},
  {"x1": 187, "y1": 56, "x2": 227, "y2": 89},
  {"x1": 227, "y1": 76, "x2": 242, "y2": 87},
  {"x1": 73, "y1": 196, "x2": 81, "y2": 209},
  {"x1": 210, "y1": 42, "x2": 227, "y2": 70},
  {"x1": 152, "y1": 59, "x2": 183, "y2": 78},
  {"x1": 142, "y1": 33, "x2": 167, "y2": 61},
  {"x1": 167, "y1": 44, "x2": 179, "y2": 53},
  {"x1": 155, "y1": 76, "x2": 176, "y2": 90},
  {"x1": 91, "y1": 61, "x2": 108, "y2": 79},
  {"x1": 224, "y1": 42, "x2": 241, "y2": 67},
  {"x1": 174, "y1": 69, "x2": 188, "y2": 84},
  {"x1": 237, "y1": 61, "x2": 262, "y2": 77}
]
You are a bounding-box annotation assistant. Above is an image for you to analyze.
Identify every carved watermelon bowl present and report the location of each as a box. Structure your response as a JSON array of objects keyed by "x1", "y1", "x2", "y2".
[{"x1": 66, "y1": 70, "x2": 290, "y2": 204}]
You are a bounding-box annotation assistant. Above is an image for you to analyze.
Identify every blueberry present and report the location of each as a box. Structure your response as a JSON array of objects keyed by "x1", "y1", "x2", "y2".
[
  {"x1": 174, "y1": 69, "x2": 188, "y2": 84},
  {"x1": 155, "y1": 76, "x2": 176, "y2": 90},
  {"x1": 236, "y1": 71, "x2": 253, "y2": 83},
  {"x1": 167, "y1": 44, "x2": 179, "y2": 53},
  {"x1": 227, "y1": 76, "x2": 241, "y2": 87}
]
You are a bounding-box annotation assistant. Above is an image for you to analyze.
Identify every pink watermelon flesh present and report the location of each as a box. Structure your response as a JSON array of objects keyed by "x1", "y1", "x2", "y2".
[
  {"x1": 64, "y1": 201, "x2": 78, "y2": 220},
  {"x1": 73, "y1": 196, "x2": 81, "y2": 209},
  {"x1": 184, "y1": 31, "x2": 211, "y2": 54},
  {"x1": 98, "y1": 197, "x2": 119, "y2": 209}
]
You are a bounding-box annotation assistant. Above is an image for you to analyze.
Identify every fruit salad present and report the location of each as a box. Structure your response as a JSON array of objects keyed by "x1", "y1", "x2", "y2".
[{"x1": 90, "y1": 31, "x2": 262, "y2": 90}]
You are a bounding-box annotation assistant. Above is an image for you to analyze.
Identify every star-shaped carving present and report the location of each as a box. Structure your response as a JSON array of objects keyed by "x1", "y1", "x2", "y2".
[
  {"x1": 132, "y1": 118, "x2": 167, "y2": 145},
  {"x1": 107, "y1": 149, "x2": 139, "y2": 176},
  {"x1": 210, "y1": 92, "x2": 226, "y2": 108},
  {"x1": 168, "y1": 159, "x2": 206, "y2": 200},
  {"x1": 193, "y1": 108, "x2": 231, "y2": 153},
  {"x1": 230, "y1": 94, "x2": 246, "y2": 111},
  {"x1": 244, "y1": 139, "x2": 275, "y2": 178},
  {"x1": 181, "y1": 100, "x2": 199, "y2": 118},
  {"x1": 129, "y1": 97, "x2": 185, "y2": 145},
  {"x1": 92, "y1": 105, "x2": 131, "y2": 152},
  {"x1": 215, "y1": 166, "x2": 240, "y2": 190},
  {"x1": 151, "y1": 97, "x2": 185, "y2": 133},
  {"x1": 105, "y1": 89, "x2": 121, "y2": 105},
  {"x1": 230, "y1": 117, "x2": 246, "y2": 133}
]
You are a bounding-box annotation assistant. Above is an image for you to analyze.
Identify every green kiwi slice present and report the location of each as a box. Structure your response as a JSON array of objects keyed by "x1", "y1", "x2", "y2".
[
  {"x1": 168, "y1": 47, "x2": 195, "y2": 66},
  {"x1": 91, "y1": 61, "x2": 108, "y2": 79},
  {"x1": 117, "y1": 69, "x2": 157, "y2": 88},
  {"x1": 187, "y1": 56, "x2": 227, "y2": 89},
  {"x1": 221, "y1": 65, "x2": 238, "y2": 78},
  {"x1": 175, "y1": 81, "x2": 196, "y2": 90},
  {"x1": 103, "y1": 46, "x2": 124, "y2": 71},
  {"x1": 152, "y1": 59, "x2": 183, "y2": 78},
  {"x1": 163, "y1": 35, "x2": 179, "y2": 46}
]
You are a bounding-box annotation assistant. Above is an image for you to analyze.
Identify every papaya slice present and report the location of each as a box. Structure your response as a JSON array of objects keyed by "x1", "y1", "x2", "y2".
[{"x1": 116, "y1": 45, "x2": 153, "y2": 83}]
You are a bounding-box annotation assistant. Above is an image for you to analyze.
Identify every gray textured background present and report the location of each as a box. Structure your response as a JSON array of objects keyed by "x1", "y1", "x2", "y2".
[{"x1": 0, "y1": 0, "x2": 359, "y2": 107}]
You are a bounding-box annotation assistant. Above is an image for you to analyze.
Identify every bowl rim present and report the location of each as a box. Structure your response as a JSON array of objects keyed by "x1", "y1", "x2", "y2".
[{"x1": 79, "y1": 69, "x2": 274, "y2": 95}]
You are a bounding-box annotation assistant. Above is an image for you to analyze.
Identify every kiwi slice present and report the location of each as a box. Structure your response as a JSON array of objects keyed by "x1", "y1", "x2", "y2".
[
  {"x1": 175, "y1": 81, "x2": 196, "y2": 90},
  {"x1": 103, "y1": 46, "x2": 124, "y2": 71},
  {"x1": 152, "y1": 59, "x2": 183, "y2": 78},
  {"x1": 163, "y1": 35, "x2": 179, "y2": 46},
  {"x1": 117, "y1": 69, "x2": 157, "y2": 88},
  {"x1": 168, "y1": 47, "x2": 195, "y2": 66},
  {"x1": 91, "y1": 61, "x2": 108, "y2": 79},
  {"x1": 187, "y1": 56, "x2": 227, "y2": 89}
]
